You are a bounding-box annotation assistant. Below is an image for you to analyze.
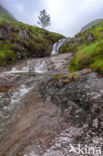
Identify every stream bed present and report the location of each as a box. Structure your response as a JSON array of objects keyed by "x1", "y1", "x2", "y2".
[
  {"x1": 0, "y1": 39, "x2": 103, "y2": 156},
  {"x1": 0, "y1": 52, "x2": 73, "y2": 156}
]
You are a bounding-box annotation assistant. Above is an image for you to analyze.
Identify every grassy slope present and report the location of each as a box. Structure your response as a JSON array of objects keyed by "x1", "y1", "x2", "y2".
[
  {"x1": 0, "y1": 7, "x2": 64, "y2": 66},
  {"x1": 60, "y1": 20, "x2": 103, "y2": 74},
  {"x1": 0, "y1": 6, "x2": 16, "y2": 22}
]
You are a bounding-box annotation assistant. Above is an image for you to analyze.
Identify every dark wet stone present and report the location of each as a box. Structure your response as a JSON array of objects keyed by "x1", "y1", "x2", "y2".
[
  {"x1": 74, "y1": 37, "x2": 83, "y2": 44},
  {"x1": 85, "y1": 33, "x2": 94, "y2": 43},
  {"x1": 42, "y1": 71, "x2": 103, "y2": 131},
  {"x1": 0, "y1": 27, "x2": 9, "y2": 39},
  {"x1": 19, "y1": 29, "x2": 29, "y2": 41}
]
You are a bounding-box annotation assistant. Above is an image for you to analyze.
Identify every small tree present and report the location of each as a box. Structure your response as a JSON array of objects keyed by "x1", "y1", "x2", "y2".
[{"x1": 38, "y1": 9, "x2": 51, "y2": 33}]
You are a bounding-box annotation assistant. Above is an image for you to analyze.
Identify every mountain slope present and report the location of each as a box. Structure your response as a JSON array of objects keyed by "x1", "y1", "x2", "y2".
[
  {"x1": 0, "y1": 6, "x2": 64, "y2": 66},
  {"x1": 0, "y1": 5, "x2": 16, "y2": 22},
  {"x1": 60, "y1": 20, "x2": 103, "y2": 74},
  {"x1": 80, "y1": 19, "x2": 103, "y2": 32}
]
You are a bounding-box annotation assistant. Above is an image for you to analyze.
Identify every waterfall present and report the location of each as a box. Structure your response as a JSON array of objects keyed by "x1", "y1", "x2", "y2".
[
  {"x1": 3, "y1": 39, "x2": 66, "y2": 74},
  {"x1": 34, "y1": 39, "x2": 66, "y2": 73},
  {"x1": 51, "y1": 39, "x2": 66, "y2": 55}
]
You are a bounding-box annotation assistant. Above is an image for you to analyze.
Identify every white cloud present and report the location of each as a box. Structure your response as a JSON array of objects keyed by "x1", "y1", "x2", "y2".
[
  {"x1": 0, "y1": 0, "x2": 103, "y2": 36},
  {"x1": 44, "y1": 0, "x2": 103, "y2": 36}
]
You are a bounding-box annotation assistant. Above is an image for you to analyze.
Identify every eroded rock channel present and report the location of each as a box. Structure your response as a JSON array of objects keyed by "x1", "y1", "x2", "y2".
[
  {"x1": 0, "y1": 40, "x2": 103, "y2": 156},
  {"x1": 0, "y1": 53, "x2": 73, "y2": 156}
]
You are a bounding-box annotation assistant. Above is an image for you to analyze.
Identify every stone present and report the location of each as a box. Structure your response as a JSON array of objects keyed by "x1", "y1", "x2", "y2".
[
  {"x1": 16, "y1": 51, "x2": 22, "y2": 59},
  {"x1": 7, "y1": 25, "x2": 13, "y2": 33},
  {"x1": 19, "y1": 29, "x2": 29, "y2": 41},
  {"x1": 93, "y1": 118, "x2": 99, "y2": 128},
  {"x1": 41, "y1": 71, "x2": 103, "y2": 133},
  {"x1": 85, "y1": 33, "x2": 94, "y2": 42},
  {"x1": 40, "y1": 71, "x2": 103, "y2": 155},
  {"x1": 68, "y1": 42, "x2": 74, "y2": 47},
  {"x1": 16, "y1": 50, "x2": 29, "y2": 60},
  {"x1": 0, "y1": 27, "x2": 9, "y2": 39},
  {"x1": 74, "y1": 37, "x2": 83, "y2": 44}
]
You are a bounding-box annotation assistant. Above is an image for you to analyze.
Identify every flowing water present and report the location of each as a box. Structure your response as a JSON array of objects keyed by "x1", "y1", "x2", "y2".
[
  {"x1": 51, "y1": 39, "x2": 66, "y2": 55},
  {"x1": 0, "y1": 39, "x2": 73, "y2": 156}
]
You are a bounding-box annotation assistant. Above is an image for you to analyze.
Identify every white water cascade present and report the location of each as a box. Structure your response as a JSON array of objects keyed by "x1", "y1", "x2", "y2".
[
  {"x1": 51, "y1": 39, "x2": 66, "y2": 55},
  {"x1": 34, "y1": 39, "x2": 66, "y2": 73},
  {"x1": 35, "y1": 60, "x2": 48, "y2": 73},
  {"x1": 3, "y1": 39, "x2": 66, "y2": 74},
  {"x1": 4, "y1": 60, "x2": 30, "y2": 74}
]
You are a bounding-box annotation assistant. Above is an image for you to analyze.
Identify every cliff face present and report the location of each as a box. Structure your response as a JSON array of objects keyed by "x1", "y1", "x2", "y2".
[{"x1": 0, "y1": 6, "x2": 64, "y2": 66}]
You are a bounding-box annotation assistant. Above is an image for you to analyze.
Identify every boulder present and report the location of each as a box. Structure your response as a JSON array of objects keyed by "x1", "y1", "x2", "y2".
[
  {"x1": 0, "y1": 28, "x2": 9, "y2": 39},
  {"x1": 7, "y1": 25, "x2": 13, "y2": 33},
  {"x1": 85, "y1": 33, "x2": 94, "y2": 42},
  {"x1": 68, "y1": 42, "x2": 74, "y2": 47},
  {"x1": 19, "y1": 29, "x2": 29, "y2": 41},
  {"x1": 16, "y1": 50, "x2": 30, "y2": 60},
  {"x1": 74, "y1": 37, "x2": 83, "y2": 44}
]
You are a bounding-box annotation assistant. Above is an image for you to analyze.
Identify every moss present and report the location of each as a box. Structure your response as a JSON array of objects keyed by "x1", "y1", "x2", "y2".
[
  {"x1": 63, "y1": 72, "x2": 80, "y2": 83},
  {"x1": 53, "y1": 73, "x2": 65, "y2": 80},
  {"x1": 53, "y1": 72, "x2": 80, "y2": 82}
]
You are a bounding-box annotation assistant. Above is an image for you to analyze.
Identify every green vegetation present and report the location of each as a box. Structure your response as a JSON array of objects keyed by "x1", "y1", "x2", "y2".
[
  {"x1": 0, "y1": 6, "x2": 15, "y2": 22},
  {"x1": 69, "y1": 41, "x2": 103, "y2": 73},
  {"x1": 0, "y1": 41, "x2": 16, "y2": 65},
  {"x1": 0, "y1": 7, "x2": 63, "y2": 66},
  {"x1": 63, "y1": 72, "x2": 79, "y2": 83},
  {"x1": 60, "y1": 43, "x2": 77, "y2": 54},
  {"x1": 60, "y1": 20, "x2": 103, "y2": 74},
  {"x1": 53, "y1": 73, "x2": 65, "y2": 80}
]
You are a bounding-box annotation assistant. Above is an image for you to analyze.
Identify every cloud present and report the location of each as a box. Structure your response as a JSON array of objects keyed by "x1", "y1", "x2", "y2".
[{"x1": 0, "y1": 0, "x2": 103, "y2": 36}]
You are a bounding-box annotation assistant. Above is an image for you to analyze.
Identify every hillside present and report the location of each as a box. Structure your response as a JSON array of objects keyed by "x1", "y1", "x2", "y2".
[
  {"x1": 60, "y1": 20, "x2": 103, "y2": 74},
  {"x1": 0, "y1": 6, "x2": 63, "y2": 66},
  {"x1": 0, "y1": 5, "x2": 16, "y2": 22},
  {"x1": 80, "y1": 19, "x2": 103, "y2": 32}
]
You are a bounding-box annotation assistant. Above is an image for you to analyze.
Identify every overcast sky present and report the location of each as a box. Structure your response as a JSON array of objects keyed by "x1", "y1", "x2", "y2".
[{"x1": 0, "y1": 0, "x2": 103, "y2": 36}]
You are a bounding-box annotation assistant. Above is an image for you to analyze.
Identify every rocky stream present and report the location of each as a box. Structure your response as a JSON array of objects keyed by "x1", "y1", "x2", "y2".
[{"x1": 0, "y1": 39, "x2": 103, "y2": 156}]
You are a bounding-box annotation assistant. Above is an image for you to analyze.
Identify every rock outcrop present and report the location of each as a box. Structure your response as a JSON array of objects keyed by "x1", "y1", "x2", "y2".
[
  {"x1": 41, "y1": 70, "x2": 103, "y2": 155},
  {"x1": 19, "y1": 29, "x2": 29, "y2": 41},
  {"x1": 0, "y1": 27, "x2": 9, "y2": 39},
  {"x1": 85, "y1": 33, "x2": 94, "y2": 43}
]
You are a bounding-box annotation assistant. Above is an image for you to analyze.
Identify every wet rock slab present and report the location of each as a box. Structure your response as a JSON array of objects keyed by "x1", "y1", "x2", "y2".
[
  {"x1": 0, "y1": 53, "x2": 73, "y2": 156},
  {"x1": 0, "y1": 52, "x2": 103, "y2": 156},
  {"x1": 41, "y1": 71, "x2": 103, "y2": 155}
]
